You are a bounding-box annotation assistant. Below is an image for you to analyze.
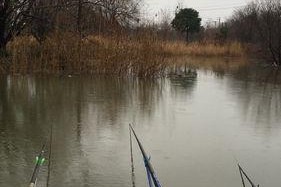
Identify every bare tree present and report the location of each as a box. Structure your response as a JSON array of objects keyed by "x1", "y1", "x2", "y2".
[
  {"x1": 30, "y1": 0, "x2": 58, "y2": 43},
  {"x1": 100, "y1": 0, "x2": 141, "y2": 27},
  {"x1": 256, "y1": 0, "x2": 281, "y2": 66},
  {"x1": 0, "y1": 0, "x2": 142, "y2": 51},
  {"x1": 228, "y1": 0, "x2": 281, "y2": 66},
  {"x1": 228, "y1": 3, "x2": 258, "y2": 43},
  {"x1": 0, "y1": 0, "x2": 35, "y2": 51}
]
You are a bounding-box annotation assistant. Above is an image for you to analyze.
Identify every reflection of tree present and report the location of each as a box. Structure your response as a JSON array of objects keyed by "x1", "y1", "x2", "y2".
[
  {"x1": 0, "y1": 76, "x2": 165, "y2": 186},
  {"x1": 233, "y1": 66, "x2": 281, "y2": 84},
  {"x1": 229, "y1": 67, "x2": 281, "y2": 127}
]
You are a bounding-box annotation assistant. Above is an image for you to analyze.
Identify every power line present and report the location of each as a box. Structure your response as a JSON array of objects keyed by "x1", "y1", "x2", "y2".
[
  {"x1": 147, "y1": 5, "x2": 246, "y2": 13},
  {"x1": 144, "y1": 3, "x2": 247, "y2": 13},
  {"x1": 197, "y1": 5, "x2": 246, "y2": 11},
  {"x1": 191, "y1": 3, "x2": 247, "y2": 9},
  {"x1": 140, "y1": 3, "x2": 248, "y2": 23}
]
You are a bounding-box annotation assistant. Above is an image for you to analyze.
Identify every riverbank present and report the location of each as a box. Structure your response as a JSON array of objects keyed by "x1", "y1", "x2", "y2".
[{"x1": 0, "y1": 33, "x2": 246, "y2": 76}]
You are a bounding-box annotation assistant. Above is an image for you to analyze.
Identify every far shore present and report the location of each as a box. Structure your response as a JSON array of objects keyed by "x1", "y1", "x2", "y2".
[{"x1": 0, "y1": 34, "x2": 247, "y2": 76}]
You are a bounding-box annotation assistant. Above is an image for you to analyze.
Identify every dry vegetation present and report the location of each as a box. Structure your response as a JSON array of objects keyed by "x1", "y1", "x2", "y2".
[
  {"x1": 0, "y1": 33, "x2": 246, "y2": 76},
  {"x1": 162, "y1": 41, "x2": 245, "y2": 57}
]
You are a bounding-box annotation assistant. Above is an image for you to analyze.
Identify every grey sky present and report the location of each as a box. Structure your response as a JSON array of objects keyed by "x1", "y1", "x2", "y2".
[{"x1": 142, "y1": 0, "x2": 252, "y2": 24}]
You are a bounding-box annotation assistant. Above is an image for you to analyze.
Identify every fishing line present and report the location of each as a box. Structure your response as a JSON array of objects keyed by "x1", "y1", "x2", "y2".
[
  {"x1": 217, "y1": 130, "x2": 260, "y2": 187},
  {"x1": 130, "y1": 125, "x2": 136, "y2": 187},
  {"x1": 46, "y1": 123, "x2": 53, "y2": 187}
]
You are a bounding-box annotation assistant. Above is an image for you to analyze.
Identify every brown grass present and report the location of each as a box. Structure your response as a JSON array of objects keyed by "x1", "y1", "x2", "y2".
[
  {"x1": 162, "y1": 41, "x2": 245, "y2": 57},
  {"x1": 0, "y1": 33, "x2": 246, "y2": 76}
]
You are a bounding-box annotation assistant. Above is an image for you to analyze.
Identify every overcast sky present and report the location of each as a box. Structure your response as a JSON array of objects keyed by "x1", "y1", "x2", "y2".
[{"x1": 142, "y1": 0, "x2": 252, "y2": 24}]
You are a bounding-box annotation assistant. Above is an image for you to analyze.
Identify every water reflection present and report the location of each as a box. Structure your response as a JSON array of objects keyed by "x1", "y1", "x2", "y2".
[
  {"x1": 0, "y1": 61, "x2": 281, "y2": 187},
  {"x1": 169, "y1": 57, "x2": 248, "y2": 76},
  {"x1": 0, "y1": 76, "x2": 165, "y2": 187},
  {"x1": 168, "y1": 67, "x2": 198, "y2": 103},
  {"x1": 169, "y1": 67, "x2": 197, "y2": 88},
  {"x1": 232, "y1": 65, "x2": 281, "y2": 84},
  {"x1": 228, "y1": 67, "x2": 281, "y2": 127}
]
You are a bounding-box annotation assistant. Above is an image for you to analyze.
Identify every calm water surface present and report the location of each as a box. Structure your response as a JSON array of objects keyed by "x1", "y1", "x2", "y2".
[{"x1": 0, "y1": 63, "x2": 281, "y2": 187}]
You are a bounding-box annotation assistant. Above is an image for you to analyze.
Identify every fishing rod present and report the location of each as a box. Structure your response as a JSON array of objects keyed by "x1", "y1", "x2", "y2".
[
  {"x1": 238, "y1": 163, "x2": 260, "y2": 187},
  {"x1": 129, "y1": 124, "x2": 162, "y2": 187},
  {"x1": 145, "y1": 159, "x2": 153, "y2": 187},
  {"x1": 29, "y1": 143, "x2": 46, "y2": 187}
]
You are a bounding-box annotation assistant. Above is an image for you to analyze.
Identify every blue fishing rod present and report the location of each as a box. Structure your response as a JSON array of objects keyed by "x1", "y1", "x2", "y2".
[
  {"x1": 129, "y1": 124, "x2": 162, "y2": 187},
  {"x1": 145, "y1": 157, "x2": 153, "y2": 187},
  {"x1": 29, "y1": 143, "x2": 46, "y2": 187}
]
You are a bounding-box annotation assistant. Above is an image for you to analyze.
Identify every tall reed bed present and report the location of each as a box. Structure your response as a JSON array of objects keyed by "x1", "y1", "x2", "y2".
[
  {"x1": 3, "y1": 33, "x2": 167, "y2": 77},
  {"x1": 162, "y1": 41, "x2": 245, "y2": 57},
  {"x1": 0, "y1": 33, "x2": 246, "y2": 76}
]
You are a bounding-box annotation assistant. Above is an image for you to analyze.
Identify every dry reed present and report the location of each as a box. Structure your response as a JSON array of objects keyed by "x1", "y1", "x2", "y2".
[
  {"x1": 162, "y1": 41, "x2": 245, "y2": 57},
  {"x1": 0, "y1": 33, "x2": 246, "y2": 76}
]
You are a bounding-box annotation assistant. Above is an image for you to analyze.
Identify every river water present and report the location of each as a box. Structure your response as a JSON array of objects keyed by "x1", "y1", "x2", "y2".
[{"x1": 0, "y1": 61, "x2": 281, "y2": 187}]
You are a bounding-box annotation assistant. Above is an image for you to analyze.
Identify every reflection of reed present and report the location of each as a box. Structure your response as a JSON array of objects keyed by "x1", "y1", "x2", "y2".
[
  {"x1": 167, "y1": 57, "x2": 249, "y2": 75},
  {"x1": 0, "y1": 76, "x2": 166, "y2": 186},
  {"x1": 0, "y1": 76, "x2": 165, "y2": 130},
  {"x1": 168, "y1": 66, "x2": 198, "y2": 100},
  {"x1": 170, "y1": 66, "x2": 197, "y2": 87},
  {"x1": 0, "y1": 76, "x2": 165, "y2": 129},
  {"x1": 80, "y1": 77, "x2": 165, "y2": 124}
]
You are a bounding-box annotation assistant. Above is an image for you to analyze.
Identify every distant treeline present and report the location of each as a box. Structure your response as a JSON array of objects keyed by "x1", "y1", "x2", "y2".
[
  {"x1": 0, "y1": 0, "x2": 141, "y2": 49},
  {"x1": 144, "y1": 0, "x2": 281, "y2": 67},
  {"x1": 196, "y1": 0, "x2": 280, "y2": 66},
  {"x1": 227, "y1": 0, "x2": 281, "y2": 66},
  {"x1": 0, "y1": 0, "x2": 280, "y2": 72}
]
